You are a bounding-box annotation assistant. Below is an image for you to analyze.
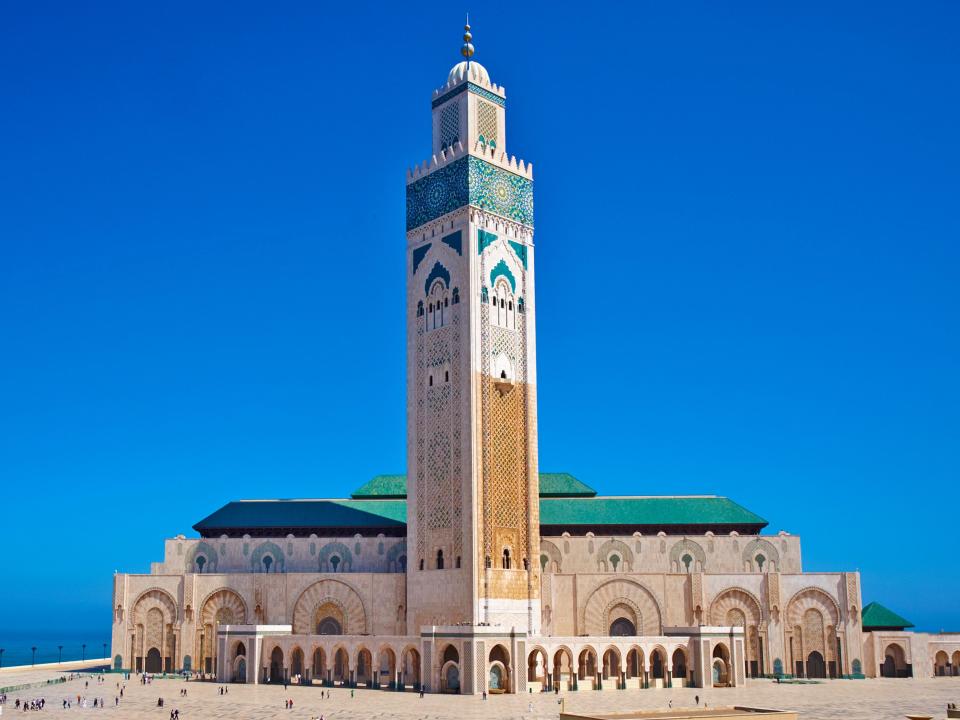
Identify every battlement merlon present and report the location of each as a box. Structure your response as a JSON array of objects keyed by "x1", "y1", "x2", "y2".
[
  {"x1": 431, "y1": 64, "x2": 506, "y2": 105},
  {"x1": 406, "y1": 140, "x2": 533, "y2": 183}
]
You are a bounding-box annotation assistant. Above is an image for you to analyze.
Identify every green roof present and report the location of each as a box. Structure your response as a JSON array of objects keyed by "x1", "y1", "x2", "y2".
[
  {"x1": 196, "y1": 494, "x2": 766, "y2": 535},
  {"x1": 350, "y1": 475, "x2": 408, "y2": 499},
  {"x1": 861, "y1": 601, "x2": 914, "y2": 630},
  {"x1": 538, "y1": 473, "x2": 597, "y2": 497},
  {"x1": 350, "y1": 472, "x2": 596, "y2": 499},
  {"x1": 194, "y1": 498, "x2": 406, "y2": 533},
  {"x1": 539, "y1": 496, "x2": 766, "y2": 529}
]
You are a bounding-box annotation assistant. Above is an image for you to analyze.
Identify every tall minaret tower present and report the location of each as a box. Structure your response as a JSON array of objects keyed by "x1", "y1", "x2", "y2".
[{"x1": 405, "y1": 22, "x2": 540, "y2": 643}]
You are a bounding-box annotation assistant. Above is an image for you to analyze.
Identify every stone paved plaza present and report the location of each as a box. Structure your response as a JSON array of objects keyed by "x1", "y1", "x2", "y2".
[{"x1": 2, "y1": 664, "x2": 959, "y2": 720}]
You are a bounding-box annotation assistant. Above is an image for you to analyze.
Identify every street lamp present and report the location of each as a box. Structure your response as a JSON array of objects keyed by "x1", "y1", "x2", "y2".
[
  {"x1": 32, "y1": 646, "x2": 37, "y2": 666},
  {"x1": 0, "y1": 648, "x2": 5, "y2": 670},
  {"x1": 103, "y1": 643, "x2": 107, "y2": 662},
  {"x1": 82, "y1": 644, "x2": 86, "y2": 662},
  {"x1": 59, "y1": 645, "x2": 63, "y2": 664}
]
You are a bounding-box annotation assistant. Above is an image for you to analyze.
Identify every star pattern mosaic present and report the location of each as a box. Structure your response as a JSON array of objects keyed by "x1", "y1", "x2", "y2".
[{"x1": 406, "y1": 157, "x2": 533, "y2": 230}]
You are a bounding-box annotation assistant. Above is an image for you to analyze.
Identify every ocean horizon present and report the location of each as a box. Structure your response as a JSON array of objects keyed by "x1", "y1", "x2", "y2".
[{"x1": 0, "y1": 629, "x2": 112, "y2": 669}]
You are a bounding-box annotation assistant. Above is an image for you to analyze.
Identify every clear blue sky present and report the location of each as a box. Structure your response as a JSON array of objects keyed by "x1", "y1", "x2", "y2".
[{"x1": 1, "y1": 1, "x2": 958, "y2": 639}]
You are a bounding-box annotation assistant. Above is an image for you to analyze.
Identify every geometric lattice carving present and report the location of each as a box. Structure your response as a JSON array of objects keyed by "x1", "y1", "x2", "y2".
[
  {"x1": 710, "y1": 588, "x2": 763, "y2": 626},
  {"x1": 477, "y1": 100, "x2": 497, "y2": 146},
  {"x1": 741, "y1": 538, "x2": 780, "y2": 572},
  {"x1": 596, "y1": 538, "x2": 633, "y2": 571},
  {"x1": 786, "y1": 587, "x2": 840, "y2": 628},
  {"x1": 580, "y1": 579, "x2": 662, "y2": 636},
  {"x1": 440, "y1": 103, "x2": 459, "y2": 149},
  {"x1": 668, "y1": 539, "x2": 706, "y2": 572},
  {"x1": 199, "y1": 588, "x2": 247, "y2": 628},
  {"x1": 291, "y1": 579, "x2": 367, "y2": 635}
]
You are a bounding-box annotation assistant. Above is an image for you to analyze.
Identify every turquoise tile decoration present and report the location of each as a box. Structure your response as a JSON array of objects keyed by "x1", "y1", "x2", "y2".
[
  {"x1": 424, "y1": 261, "x2": 451, "y2": 294},
  {"x1": 441, "y1": 230, "x2": 462, "y2": 255},
  {"x1": 490, "y1": 259, "x2": 516, "y2": 292},
  {"x1": 406, "y1": 157, "x2": 470, "y2": 230},
  {"x1": 467, "y1": 157, "x2": 534, "y2": 226},
  {"x1": 407, "y1": 156, "x2": 533, "y2": 230},
  {"x1": 412, "y1": 243, "x2": 432, "y2": 274},
  {"x1": 431, "y1": 81, "x2": 506, "y2": 109},
  {"x1": 508, "y1": 240, "x2": 528, "y2": 269},
  {"x1": 478, "y1": 229, "x2": 497, "y2": 254}
]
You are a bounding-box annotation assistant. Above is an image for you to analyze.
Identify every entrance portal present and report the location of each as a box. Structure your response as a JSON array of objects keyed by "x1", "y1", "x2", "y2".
[
  {"x1": 806, "y1": 651, "x2": 826, "y2": 679},
  {"x1": 145, "y1": 647, "x2": 162, "y2": 673}
]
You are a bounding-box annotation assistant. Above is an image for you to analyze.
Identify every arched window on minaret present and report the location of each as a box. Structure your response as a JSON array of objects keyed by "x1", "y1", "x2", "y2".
[
  {"x1": 436, "y1": 549, "x2": 445, "y2": 570},
  {"x1": 502, "y1": 548, "x2": 511, "y2": 569},
  {"x1": 427, "y1": 280, "x2": 450, "y2": 331},
  {"x1": 492, "y1": 279, "x2": 515, "y2": 329}
]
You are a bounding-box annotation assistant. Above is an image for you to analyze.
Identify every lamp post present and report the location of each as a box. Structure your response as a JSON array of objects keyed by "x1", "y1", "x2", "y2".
[
  {"x1": 59, "y1": 645, "x2": 63, "y2": 664},
  {"x1": 0, "y1": 648, "x2": 5, "y2": 669},
  {"x1": 82, "y1": 644, "x2": 86, "y2": 662},
  {"x1": 103, "y1": 643, "x2": 107, "y2": 663},
  {"x1": 32, "y1": 646, "x2": 37, "y2": 666}
]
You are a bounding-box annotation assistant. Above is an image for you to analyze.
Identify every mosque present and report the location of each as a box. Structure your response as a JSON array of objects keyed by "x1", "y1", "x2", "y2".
[{"x1": 110, "y1": 24, "x2": 960, "y2": 692}]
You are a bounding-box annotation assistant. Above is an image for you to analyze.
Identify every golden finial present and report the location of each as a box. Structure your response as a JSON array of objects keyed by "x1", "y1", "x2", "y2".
[{"x1": 461, "y1": 14, "x2": 474, "y2": 59}]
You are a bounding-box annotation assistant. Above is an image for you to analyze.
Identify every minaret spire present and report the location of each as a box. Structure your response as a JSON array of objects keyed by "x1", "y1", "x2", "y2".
[{"x1": 461, "y1": 15, "x2": 474, "y2": 73}]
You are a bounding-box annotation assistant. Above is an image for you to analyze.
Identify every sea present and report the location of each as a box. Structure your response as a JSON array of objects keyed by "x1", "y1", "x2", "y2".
[{"x1": 0, "y1": 629, "x2": 111, "y2": 669}]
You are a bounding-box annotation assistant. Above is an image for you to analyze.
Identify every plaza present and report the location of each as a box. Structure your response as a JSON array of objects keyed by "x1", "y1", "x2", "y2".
[{"x1": 2, "y1": 662, "x2": 960, "y2": 720}]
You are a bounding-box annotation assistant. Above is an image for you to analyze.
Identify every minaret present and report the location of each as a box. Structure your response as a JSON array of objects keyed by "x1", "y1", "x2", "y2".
[{"x1": 405, "y1": 21, "x2": 540, "y2": 641}]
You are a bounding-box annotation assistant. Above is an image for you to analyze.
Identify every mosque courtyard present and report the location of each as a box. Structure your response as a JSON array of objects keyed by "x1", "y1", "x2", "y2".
[{"x1": 1, "y1": 663, "x2": 958, "y2": 720}]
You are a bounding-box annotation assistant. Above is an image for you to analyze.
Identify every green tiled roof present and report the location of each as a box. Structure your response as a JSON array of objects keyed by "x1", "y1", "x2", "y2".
[
  {"x1": 350, "y1": 472, "x2": 596, "y2": 499},
  {"x1": 194, "y1": 499, "x2": 406, "y2": 533},
  {"x1": 350, "y1": 475, "x2": 408, "y2": 499},
  {"x1": 196, "y1": 494, "x2": 766, "y2": 535},
  {"x1": 539, "y1": 496, "x2": 766, "y2": 529},
  {"x1": 861, "y1": 601, "x2": 914, "y2": 630},
  {"x1": 538, "y1": 473, "x2": 597, "y2": 497}
]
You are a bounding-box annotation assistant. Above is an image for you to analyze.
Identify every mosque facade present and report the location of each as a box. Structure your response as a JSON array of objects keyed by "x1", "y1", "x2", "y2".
[{"x1": 110, "y1": 27, "x2": 960, "y2": 692}]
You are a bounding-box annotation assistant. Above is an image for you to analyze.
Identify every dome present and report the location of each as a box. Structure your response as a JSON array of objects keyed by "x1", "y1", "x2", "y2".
[{"x1": 447, "y1": 61, "x2": 490, "y2": 86}]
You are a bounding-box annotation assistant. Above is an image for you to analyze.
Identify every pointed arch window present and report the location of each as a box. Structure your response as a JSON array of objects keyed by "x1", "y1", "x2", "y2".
[
  {"x1": 426, "y1": 279, "x2": 450, "y2": 331},
  {"x1": 492, "y1": 279, "x2": 516, "y2": 329}
]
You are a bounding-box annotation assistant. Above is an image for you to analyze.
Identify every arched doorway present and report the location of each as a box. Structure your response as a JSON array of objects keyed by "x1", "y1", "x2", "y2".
[
  {"x1": 935, "y1": 651, "x2": 949, "y2": 677},
  {"x1": 602, "y1": 648, "x2": 621, "y2": 688},
  {"x1": 145, "y1": 647, "x2": 162, "y2": 674},
  {"x1": 609, "y1": 617, "x2": 636, "y2": 636},
  {"x1": 233, "y1": 642, "x2": 247, "y2": 683},
  {"x1": 489, "y1": 644, "x2": 511, "y2": 693},
  {"x1": 881, "y1": 643, "x2": 907, "y2": 678},
  {"x1": 314, "y1": 600, "x2": 344, "y2": 635},
  {"x1": 806, "y1": 651, "x2": 826, "y2": 679},
  {"x1": 651, "y1": 648, "x2": 667, "y2": 687},
  {"x1": 443, "y1": 662, "x2": 460, "y2": 692},
  {"x1": 312, "y1": 648, "x2": 326, "y2": 682},
  {"x1": 578, "y1": 648, "x2": 598, "y2": 689},
  {"x1": 333, "y1": 648, "x2": 349, "y2": 686},
  {"x1": 402, "y1": 647, "x2": 421, "y2": 690},
  {"x1": 953, "y1": 651, "x2": 960, "y2": 676},
  {"x1": 527, "y1": 648, "x2": 547, "y2": 691},
  {"x1": 290, "y1": 647, "x2": 304, "y2": 682},
  {"x1": 440, "y1": 646, "x2": 460, "y2": 694},
  {"x1": 269, "y1": 647, "x2": 284, "y2": 684},
  {"x1": 356, "y1": 648, "x2": 373, "y2": 687},
  {"x1": 553, "y1": 648, "x2": 574, "y2": 691},
  {"x1": 626, "y1": 648, "x2": 643, "y2": 688},
  {"x1": 378, "y1": 647, "x2": 397, "y2": 690},
  {"x1": 672, "y1": 648, "x2": 688, "y2": 687},
  {"x1": 712, "y1": 644, "x2": 731, "y2": 687}
]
